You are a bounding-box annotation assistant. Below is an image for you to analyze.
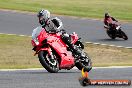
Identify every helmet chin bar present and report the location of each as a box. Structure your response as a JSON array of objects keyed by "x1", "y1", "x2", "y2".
[{"x1": 39, "y1": 19, "x2": 45, "y2": 26}]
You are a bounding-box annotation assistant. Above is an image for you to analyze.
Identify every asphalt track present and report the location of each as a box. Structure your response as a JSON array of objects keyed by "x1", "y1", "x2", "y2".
[
  {"x1": 0, "y1": 10, "x2": 132, "y2": 88},
  {"x1": 0, "y1": 10, "x2": 132, "y2": 47},
  {"x1": 0, "y1": 67, "x2": 132, "y2": 88}
]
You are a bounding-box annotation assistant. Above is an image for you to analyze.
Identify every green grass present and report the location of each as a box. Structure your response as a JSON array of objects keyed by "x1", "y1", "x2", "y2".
[
  {"x1": 0, "y1": 0, "x2": 132, "y2": 21},
  {"x1": 0, "y1": 34, "x2": 42, "y2": 69},
  {"x1": 85, "y1": 44, "x2": 132, "y2": 67},
  {"x1": 0, "y1": 34, "x2": 132, "y2": 69}
]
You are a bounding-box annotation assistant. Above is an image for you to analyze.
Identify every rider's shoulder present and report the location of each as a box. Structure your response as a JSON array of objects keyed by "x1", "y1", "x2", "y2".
[
  {"x1": 51, "y1": 17, "x2": 62, "y2": 23},
  {"x1": 51, "y1": 17, "x2": 61, "y2": 20}
]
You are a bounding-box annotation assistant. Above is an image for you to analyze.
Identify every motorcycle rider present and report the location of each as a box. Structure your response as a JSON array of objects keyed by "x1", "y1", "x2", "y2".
[
  {"x1": 32, "y1": 9, "x2": 85, "y2": 59},
  {"x1": 104, "y1": 13, "x2": 118, "y2": 30}
]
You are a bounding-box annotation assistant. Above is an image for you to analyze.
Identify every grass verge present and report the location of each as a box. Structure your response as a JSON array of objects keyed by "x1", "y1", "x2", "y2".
[
  {"x1": 0, "y1": 0, "x2": 132, "y2": 21},
  {"x1": 0, "y1": 34, "x2": 132, "y2": 69},
  {"x1": 0, "y1": 34, "x2": 41, "y2": 69},
  {"x1": 85, "y1": 44, "x2": 132, "y2": 67}
]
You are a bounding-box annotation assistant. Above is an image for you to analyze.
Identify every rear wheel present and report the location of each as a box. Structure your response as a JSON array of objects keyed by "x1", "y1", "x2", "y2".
[
  {"x1": 38, "y1": 51, "x2": 59, "y2": 73},
  {"x1": 75, "y1": 52, "x2": 92, "y2": 72},
  {"x1": 79, "y1": 77, "x2": 91, "y2": 86}
]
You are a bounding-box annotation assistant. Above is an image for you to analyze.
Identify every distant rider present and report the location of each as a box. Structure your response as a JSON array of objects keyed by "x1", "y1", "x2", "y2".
[{"x1": 104, "y1": 13, "x2": 118, "y2": 30}]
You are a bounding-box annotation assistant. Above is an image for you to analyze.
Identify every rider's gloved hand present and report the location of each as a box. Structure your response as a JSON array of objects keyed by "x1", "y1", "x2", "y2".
[{"x1": 104, "y1": 25, "x2": 108, "y2": 28}]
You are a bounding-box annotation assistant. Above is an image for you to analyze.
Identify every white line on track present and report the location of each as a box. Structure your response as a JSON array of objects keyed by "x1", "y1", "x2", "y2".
[
  {"x1": 85, "y1": 42, "x2": 132, "y2": 49},
  {"x1": 0, "y1": 33, "x2": 132, "y2": 48}
]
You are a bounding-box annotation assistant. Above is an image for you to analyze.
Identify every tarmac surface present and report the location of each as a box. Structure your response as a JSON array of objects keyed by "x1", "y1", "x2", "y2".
[
  {"x1": 0, "y1": 10, "x2": 132, "y2": 47},
  {"x1": 0, "y1": 67, "x2": 131, "y2": 88}
]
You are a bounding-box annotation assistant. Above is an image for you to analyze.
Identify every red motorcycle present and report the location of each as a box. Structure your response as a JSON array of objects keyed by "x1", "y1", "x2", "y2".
[{"x1": 31, "y1": 27, "x2": 92, "y2": 73}]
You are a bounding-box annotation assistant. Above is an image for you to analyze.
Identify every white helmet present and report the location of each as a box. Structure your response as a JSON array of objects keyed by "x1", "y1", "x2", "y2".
[{"x1": 37, "y1": 9, "x2": 50, "y2": 25}]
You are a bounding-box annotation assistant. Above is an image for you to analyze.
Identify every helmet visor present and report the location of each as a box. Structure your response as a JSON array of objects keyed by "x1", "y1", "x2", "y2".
[{"x1": 37, "y1": 13, "x2": 43, "y2": 17}]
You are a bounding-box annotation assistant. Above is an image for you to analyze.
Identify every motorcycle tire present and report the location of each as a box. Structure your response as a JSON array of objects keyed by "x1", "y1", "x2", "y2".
[
  {"x1": 75, "y1": 52, "x2": 92, "y2": 72},
  {"x1": 79, "y1": 77, "x2": 91, "y2": 86},
  {"x1": 106, "y1": 30, "x2": 116, "y2": 39},
  {"x1": 38, "y1": 51, "x2": 59, "y2": 73},
  {"x1": 120, "y1": 30, "x2": 128, "y2": 40}
]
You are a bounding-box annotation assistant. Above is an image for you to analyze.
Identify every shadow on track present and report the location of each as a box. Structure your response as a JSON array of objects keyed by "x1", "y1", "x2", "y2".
[
  {"x1": 95, "y1": 38, "x2": 125, "y2": 42},
  {"x1": 12, "y1": 70, "x2": 80, "y2": 74}
]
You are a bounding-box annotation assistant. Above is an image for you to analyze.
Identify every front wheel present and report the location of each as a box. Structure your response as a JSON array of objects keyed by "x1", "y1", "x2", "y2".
[
  {"x1": 79, "y1": 77, "x2": 91, "y2": 86},
  {"x1": 38, "y1": 51, "x2": 59, "y2": 73},
  {"x1": 120, "y1": 30, "x2": 128, "y2": 40},
  {"x1": 75, "y1": 52, "x2": 92, "y2": 72}
]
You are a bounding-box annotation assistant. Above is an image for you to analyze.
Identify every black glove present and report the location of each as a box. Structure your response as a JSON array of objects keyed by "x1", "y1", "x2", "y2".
[{"x1": 60, "y1": 29, "x2": 66, "y2": 34}]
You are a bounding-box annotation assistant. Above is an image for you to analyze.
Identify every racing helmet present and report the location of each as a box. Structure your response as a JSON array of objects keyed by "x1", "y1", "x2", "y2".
[
  {"x1": 105, "y1": 13, "x2": 110, "y2": 18},
  {"x1": 37, "y1": 9, "x2": 50, "y2": 25}
]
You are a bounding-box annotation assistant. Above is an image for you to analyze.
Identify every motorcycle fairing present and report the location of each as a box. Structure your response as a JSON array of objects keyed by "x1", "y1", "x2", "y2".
[
  {"x1": 37, "y1": 30, "x2": 75, "y2": 68},
  {"x1": 47, "y1": 35, "x2": 75, "y2": 68}
]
